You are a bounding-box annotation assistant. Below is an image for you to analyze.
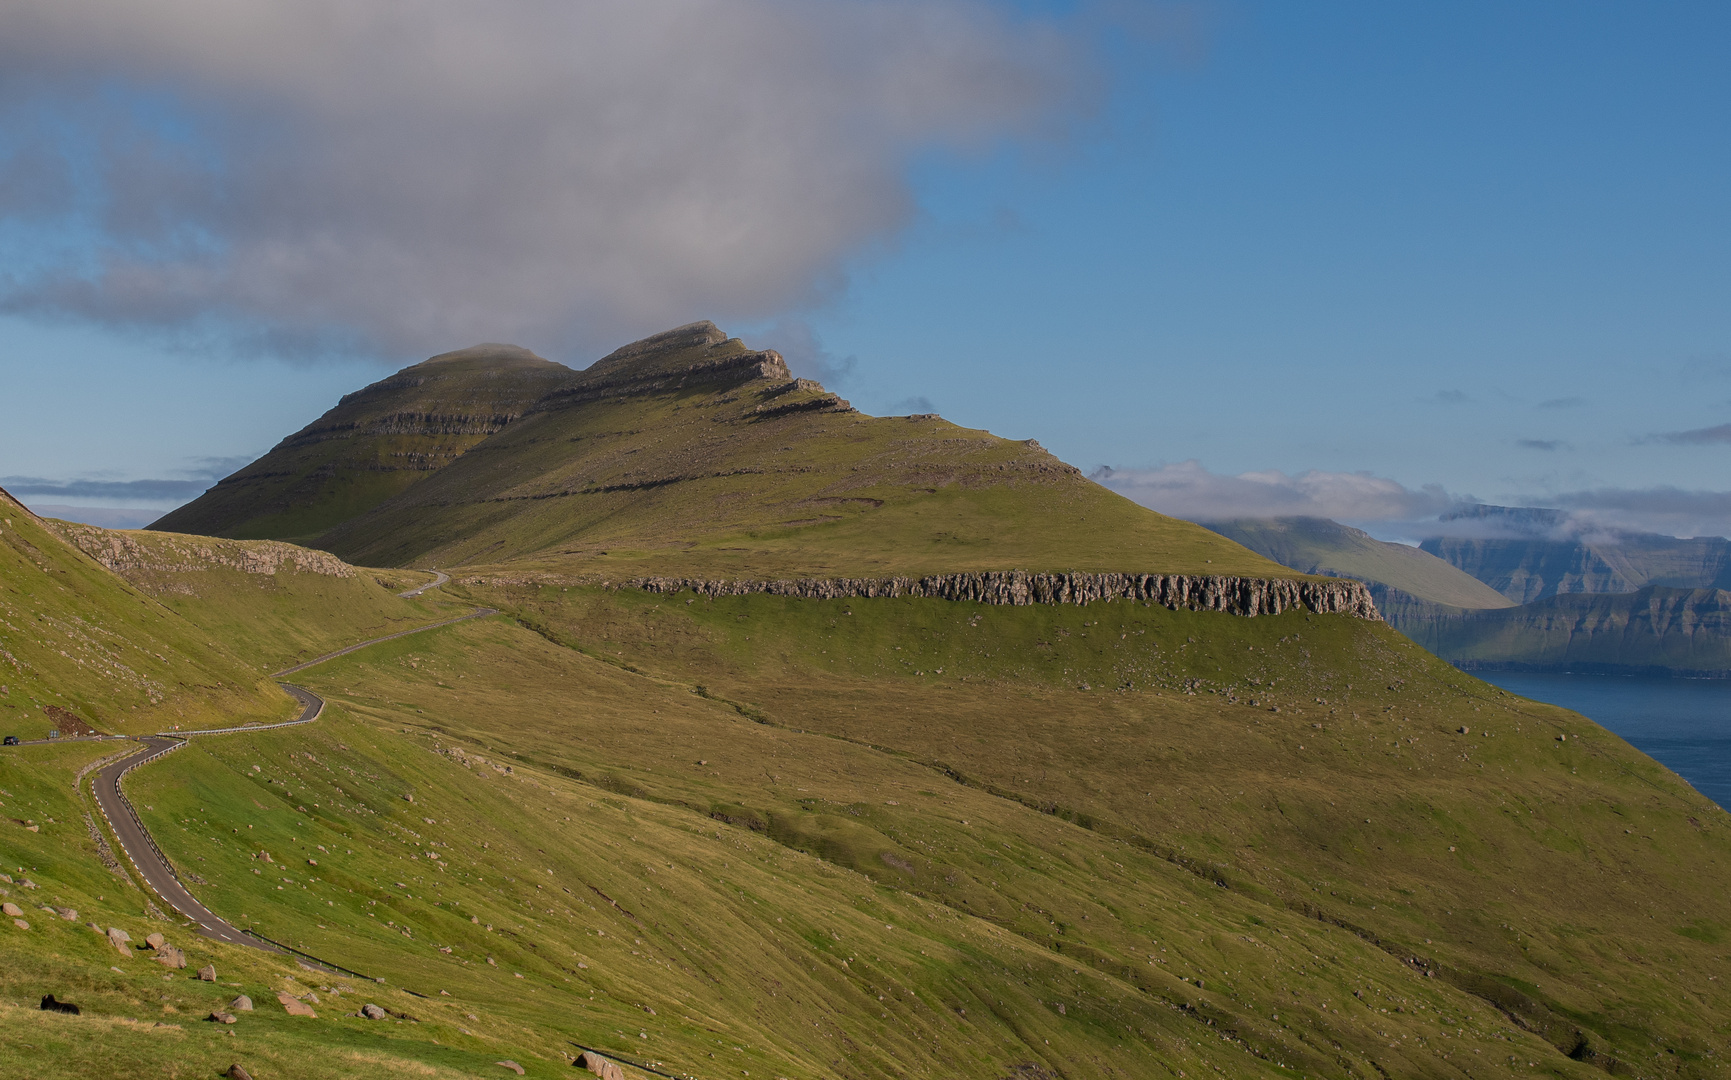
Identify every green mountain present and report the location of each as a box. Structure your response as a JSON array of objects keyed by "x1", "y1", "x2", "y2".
[
  {"x1": 9, "y1": 331, "x2": 1731, "y2": 1078},
  {"x1": 314, "y1": 322, "x2": 1276, "y2": 578},
  {"x1": 1201, "y1": 516, "x2": 1515, "y2": 610},
  {"x1": 150, "y1": 344, "x2": 576, "y2": 544},
  {"x1": 1420, "y1": 505, "x2": 1731, "y2": 602}
]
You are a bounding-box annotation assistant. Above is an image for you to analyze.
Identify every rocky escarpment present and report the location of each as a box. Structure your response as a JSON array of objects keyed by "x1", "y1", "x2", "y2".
[
  {"x1": 50, "y1": 522, "x2": 356, "y2": 594},
  {"x1": 629, "y1": 570, "x2": 1380, "y2": 619}
]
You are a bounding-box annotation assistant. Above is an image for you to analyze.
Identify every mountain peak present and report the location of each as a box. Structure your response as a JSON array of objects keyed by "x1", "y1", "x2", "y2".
[
  {"x1": 417, "y1": 343, "x2": 553, "y2": 368},
  {"x1": 592, "y1": 321, "x2": 729, "y2": 368},
  {"x1": 544, "y1": 321, "x2": 792, "y2": 409}
]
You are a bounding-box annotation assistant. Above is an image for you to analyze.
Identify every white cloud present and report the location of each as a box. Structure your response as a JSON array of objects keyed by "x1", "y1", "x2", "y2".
[
  {"x1": 1096, "y1": 461, "x2": 1731, "y2": 541},
  {"x1": 0, "y1": 0, "x2": 1094, "y2": 360},
  {"x1": 1094, "y1": 460, "x2": 1457, "y2": 525}
]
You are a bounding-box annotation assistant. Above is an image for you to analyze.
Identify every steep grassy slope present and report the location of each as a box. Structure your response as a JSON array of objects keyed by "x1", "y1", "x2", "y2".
[
  {"x1": 44, "y1": 521, "x2": 446, "y2": 674},
  {"x1": 0, "y1": 489, "x2": 298, "y2": 738},
  {"x1": 151, "y1": 345, "x2": 575, "y2": 544},
  {"x1": 1202, "y1": 517, "x2": 1514, "y2": 610},
  {"x1": 463, "y1": 579, "x2": 1731, "y2": 1076},
  {"x1": 1397, "y1": 586, "x2": 1731, "y2": 677},
  {"x1": 316, "y1": 323, "x2": 1285, "y2": 580}
]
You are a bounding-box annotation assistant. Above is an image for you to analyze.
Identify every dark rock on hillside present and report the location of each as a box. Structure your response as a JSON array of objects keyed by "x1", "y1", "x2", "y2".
[{"x1": 630, "y1": 570, "x2": 1380, "y2": 619}]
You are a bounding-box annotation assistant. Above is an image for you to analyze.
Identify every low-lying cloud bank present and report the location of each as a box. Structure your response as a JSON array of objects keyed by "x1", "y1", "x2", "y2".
[
  {"x1": 1094, "y1": 461, "x2": 1731, "y2": 541},
  {"x1": 0, "y1": 0, "x2": 1094, "y2": 361}
]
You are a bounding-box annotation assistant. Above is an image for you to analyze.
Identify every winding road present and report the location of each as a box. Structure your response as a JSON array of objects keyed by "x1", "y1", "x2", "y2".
[
  {"x1": 398, "y1": 569, "x2": 450, "y2": 598},
  {"x1": 82, "y1": 600, "x2": 495, "y2": 961}
]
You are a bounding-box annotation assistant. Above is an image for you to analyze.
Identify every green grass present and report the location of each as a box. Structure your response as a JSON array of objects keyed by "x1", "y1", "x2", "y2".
[
  {"x1": 8, "y1": 396, "x2": 1731, "y2": 1078},
  {"x1": 0, "y1": 500, "x2": 298, "y2": 738}
]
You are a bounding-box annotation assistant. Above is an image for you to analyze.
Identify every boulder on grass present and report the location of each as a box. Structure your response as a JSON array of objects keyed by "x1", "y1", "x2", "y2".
[
  {"x1": 156, "y1": 945, "x2": 188, "y2": 969},
  {"x1": 1, "y1": 902, "x2": 22, "y2": 918},
  {"x1": 226, "y1": 1065, "x2": 255, "y2": 1080},
  {"x1": 276, "y1": 991, "x2": 316, "y2": 1018},
  {"x1": 496, "y1": 1063, "x2": 525, "y2": 1076},
  {"x1": 361, "y1": 1003, "x2": 387, "y2": 1020},
  {"x1": 145, "y1": 932, "x2": 166, "y2": 949},
  {"x1": 208, "y1": 1011, "x2": 237, "y2": 1025},
  {"x1": 228, "y1": 995, "x2": 253, "y2": 1012},
  {"x1": 106, "y1": 927, "x2": 131, "y2": 956},
  {"x1": 198, "y1": 964, "x2": 217, "y2": 982}
]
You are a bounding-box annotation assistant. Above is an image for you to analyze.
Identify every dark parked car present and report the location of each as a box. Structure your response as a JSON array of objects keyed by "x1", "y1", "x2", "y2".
[{"x1": 2, "y1": 735, "x2": 18, "y2": 746}]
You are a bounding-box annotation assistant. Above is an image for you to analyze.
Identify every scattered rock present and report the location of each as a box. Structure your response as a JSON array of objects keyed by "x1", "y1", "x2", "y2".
[
  {"x1": 276, "y1": 992, "x2": 316, "y2": 1018},
  {"x1": 198, "y1": 964, "x2": 217, "y2": 982},
  {"x1": 1, "y1": 902, "x2": 20, "y2": 917},
  {"x1": 1458, "y1": 726, "x2": 1470, "y2": 735},
  {"x1": 54, "y1": 907, "x2": 76, "y2": 921},
  {"x1": 226, "y1": 1065, "x2": 255, "y2": 1080},
  {"x1": 403, "y1": 793, "x2": 414, "y2": 803},
  {"x1": 361, "y1": 1003, "x2": 387, "y2": 1020},
  {"x1": 39, "y1": 994, "x2": 79, "y2": 1015},
  {"x1": 20, "y1": 878, "x2": 37, "y2": 889},
  {"x1": 156, "y1": 945, "x2": 188, "y2": 969},
  {"x1": 495, "y1": 1062, "x2": 525, "y2": 1076},
  {"x1": 145, "y1": 932, "x2": 166, "y2": 949},
  {"x1": 306, "y1": 858, "x2": 318, "y2": 866},
  {"x1": 576, "y1": 1052, "x2": 626, "y2": 1080},
  {"x1": 208, "y1": 1011, "x2": 237, "y2": 1025},
  {"x1": 228, "y1": 995, "x2": 253, "y2": 1012},
  {"x1": 106, "y1": 927, "x2": 131, "y2": 955},
  {"x1": 12, "y1": 918, "x2": 27, "y2": 930}
]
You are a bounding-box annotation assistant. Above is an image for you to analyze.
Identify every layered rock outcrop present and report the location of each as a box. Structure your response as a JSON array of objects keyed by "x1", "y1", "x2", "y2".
[
  {"x1": 629, "y1": 570, "x2": 1380, "y2": 619},
  {"x1": 51, "y1": 523, "x2": 355, "y2": 580}
]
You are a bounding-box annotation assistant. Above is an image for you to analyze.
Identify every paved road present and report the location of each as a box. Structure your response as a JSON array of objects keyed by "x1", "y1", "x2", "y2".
[
  {"x1": 398, "y1": 569, "x2": 450, "y2": 597},
  {"x1": 37, "y1": 607, "x2": 495, "y2": 961}
]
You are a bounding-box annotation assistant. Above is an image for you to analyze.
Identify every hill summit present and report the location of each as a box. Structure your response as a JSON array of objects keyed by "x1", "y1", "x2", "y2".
[
  {"x1": 163, "y1": 322, "x2": 1282, "y2": 580},
  {"x1": 150, "y1": 343, "x2": 575, "y2": 542}
]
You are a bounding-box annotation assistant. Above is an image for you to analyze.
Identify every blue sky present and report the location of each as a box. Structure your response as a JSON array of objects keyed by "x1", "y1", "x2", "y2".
[{"x1": 3, "y1": 1, "x2": 1730, "y2": 537}]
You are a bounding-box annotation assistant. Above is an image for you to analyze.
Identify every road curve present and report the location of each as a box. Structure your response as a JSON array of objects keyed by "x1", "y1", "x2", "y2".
[
  {"x1": 398, "y1": 569, "x2": 450, "y2": 597},
  {"x1": 83, "y1": 607, "x2": 495, "y2": 959}
]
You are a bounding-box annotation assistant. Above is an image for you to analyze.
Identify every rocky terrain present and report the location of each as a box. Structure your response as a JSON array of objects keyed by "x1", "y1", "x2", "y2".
[{"x1": 626, "y1": 568, "x2": 1380, "y2": 617}]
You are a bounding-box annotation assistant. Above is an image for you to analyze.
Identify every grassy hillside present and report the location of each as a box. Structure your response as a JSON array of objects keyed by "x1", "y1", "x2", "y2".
[
  {"x1": 151, "y1": 345, "x2": 576, "y2": 544},
  {"x1": 1202, "y1": 517, "x2": 1514, "y2": 610},
  {"x1": 44, "y1": 521, "x2": 447, "y2": 674},
  {"x1": 10, "y1": 325, "x2": 1731, "y2": 1077},
  {"x1": 0, "y1": 489, "x2": 298, "y2": 738},
  {"x1": 1399, "y1": 585, "x2": 1731, "y2": 677},
  {"x1": 315, "y1": 324, "x2": 1287, "y2": 580}
]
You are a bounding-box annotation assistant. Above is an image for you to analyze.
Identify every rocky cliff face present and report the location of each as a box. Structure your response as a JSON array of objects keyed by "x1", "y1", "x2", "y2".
[
  {"x1": 629, "y1": 570, "x2": 1380, "y2": 619},
  {"x1": 50, "y1": 522, "x2": 356, "y2": 595}
]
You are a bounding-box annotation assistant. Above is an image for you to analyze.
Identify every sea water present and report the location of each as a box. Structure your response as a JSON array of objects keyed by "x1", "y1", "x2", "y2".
[{"x1": 1478, "y1": 671, "x2": 1731, "y2": 812}]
